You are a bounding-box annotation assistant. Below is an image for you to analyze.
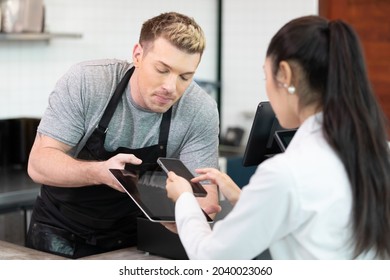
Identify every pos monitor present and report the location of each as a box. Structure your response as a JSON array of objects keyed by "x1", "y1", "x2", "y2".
[{"x1": 242, "y1": 102, "x2": 297, "y2": 167}]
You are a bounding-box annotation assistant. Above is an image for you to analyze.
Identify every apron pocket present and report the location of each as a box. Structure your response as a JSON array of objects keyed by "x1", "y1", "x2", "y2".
[{"x1": 27, "y1": 222, "x2": 76, "y2": 258}]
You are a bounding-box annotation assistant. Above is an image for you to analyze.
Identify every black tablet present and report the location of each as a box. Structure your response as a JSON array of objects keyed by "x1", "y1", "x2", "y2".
[
  {"x1": 242, "y1": 102, "x2": 297, "y2": 166},
  {"x1": 109, "y1": 168, "x2": 213, "y2": 223},
  {"x1": 242, "y1": 102, "x2": 283, "y2": 166}
]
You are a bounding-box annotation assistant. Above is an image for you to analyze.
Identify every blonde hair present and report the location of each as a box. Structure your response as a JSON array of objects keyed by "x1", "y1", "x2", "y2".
[{"x1": 139, "y1": 12, "x2": 205, "y2": 55}]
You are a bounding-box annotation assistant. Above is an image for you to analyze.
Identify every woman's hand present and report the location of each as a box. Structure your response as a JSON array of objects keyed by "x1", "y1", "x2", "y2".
[
  {"x1": 166, "y1": 171, "x2": 193, "y2": 202},
  {"x1": 164, "y1": 171, "x2": 193, "y2": 234},
  {"x1": 192, "y1": 168, "x2": 241, "y2": 206},
  {"x1": 166, "y1": 170, "x2": 225, "y2": 220}
]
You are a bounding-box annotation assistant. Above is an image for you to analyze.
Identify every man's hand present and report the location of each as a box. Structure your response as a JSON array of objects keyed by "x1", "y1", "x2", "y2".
[
  {"x1": 161, "y1": 222, "x2": 178, "y2": 234},
  {"x1": 196, "y1": 184, "x2": 221, "y2": 219},
  {"x1": 102, "y1": 154, "x2": 142, "y2": 192}
]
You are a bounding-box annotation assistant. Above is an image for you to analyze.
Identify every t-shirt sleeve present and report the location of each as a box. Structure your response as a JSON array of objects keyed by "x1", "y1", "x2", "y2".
[
  {"x1": 38, "y1": 64, "x2": 87, "y2": 147},
  {"x1": 177, "y1": 86, "x2": 220, "y2": 172}
]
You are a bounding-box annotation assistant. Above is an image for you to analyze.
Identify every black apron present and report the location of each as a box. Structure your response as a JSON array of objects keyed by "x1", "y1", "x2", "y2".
[{"x1": 26, "y1": 67, "x2": 172, "y2": 258}]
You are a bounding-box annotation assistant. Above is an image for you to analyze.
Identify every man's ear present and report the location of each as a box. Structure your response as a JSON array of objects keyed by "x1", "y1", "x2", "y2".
[
  {"x1": 276, "y1": 61, "x2": 293, "y2": 87},
  {"x1": 132, "y1": 43, "x2": 143, "y2": 67}
]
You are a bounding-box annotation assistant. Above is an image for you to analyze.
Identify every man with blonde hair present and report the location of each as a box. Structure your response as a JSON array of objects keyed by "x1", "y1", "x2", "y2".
[{"x1": 26, "y1": 12, "x2": 219, "y2": 258}]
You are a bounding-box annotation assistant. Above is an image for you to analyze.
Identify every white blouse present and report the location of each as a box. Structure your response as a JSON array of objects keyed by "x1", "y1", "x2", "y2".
[{"x1": 174, "y1": 113, "x2": 375, "y2": 259}]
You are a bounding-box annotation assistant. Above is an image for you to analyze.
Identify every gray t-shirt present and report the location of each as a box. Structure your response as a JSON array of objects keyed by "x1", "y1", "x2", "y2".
[{"x1": 38, "y1": 59, "x2": 220, "y2": 172}]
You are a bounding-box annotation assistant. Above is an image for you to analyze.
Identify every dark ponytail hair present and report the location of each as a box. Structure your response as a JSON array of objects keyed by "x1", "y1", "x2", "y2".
[{"x1": 267, "y1": 15, "x2": 390, "y2": 258}]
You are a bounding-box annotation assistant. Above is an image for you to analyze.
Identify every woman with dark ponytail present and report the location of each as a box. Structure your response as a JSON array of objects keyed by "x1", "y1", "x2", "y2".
[{"x1": 165, "y1": 15, "x2": 390, "y2": 259}]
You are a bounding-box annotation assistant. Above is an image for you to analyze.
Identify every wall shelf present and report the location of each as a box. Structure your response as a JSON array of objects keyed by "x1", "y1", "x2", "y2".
[{"x1": 0, "y1": 32, "x2": 82, "y2": 42}]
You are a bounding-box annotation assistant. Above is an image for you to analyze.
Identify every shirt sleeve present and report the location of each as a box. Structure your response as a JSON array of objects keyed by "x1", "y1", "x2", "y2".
[
  {"x1": 175, "y1": 155, "x2": 302, "y2": 259},
  {"x1": 38, "y1": 63, "x2": 87, "y2": 147},
  {"x1": 176, "y1": 84, "x2": 220, "y2": 172}
]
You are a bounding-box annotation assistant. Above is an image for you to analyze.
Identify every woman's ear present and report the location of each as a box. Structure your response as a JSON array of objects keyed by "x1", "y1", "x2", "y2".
[
  {"x1": 132, "y1": 43, "x2": 143, "y2": 67},
  {"x1": 276, "y1": 61, "x2": 293, "y2": 87}
]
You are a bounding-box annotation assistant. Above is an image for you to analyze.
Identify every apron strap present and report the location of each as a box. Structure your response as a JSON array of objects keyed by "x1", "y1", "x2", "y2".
[
  {"x1": 98, "y1": 67, "x2": 135, "y2": 132},
  {"x1": 96, "y1": 66, "x2": 173, "y2": 143},
  {"x1": 158, "y1": 107, "x2": 172, "y2": 149},
  {"x1": 92, "y1": 65, "x2": 172, "y2": 157}
]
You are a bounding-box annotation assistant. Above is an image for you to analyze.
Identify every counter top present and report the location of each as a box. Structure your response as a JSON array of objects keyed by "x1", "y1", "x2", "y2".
[
  {"x1": 81, "y1": 247, "x2": 166, "y2": 260},
  {"x1": 0, "y1": 240, "x2": 166, "y2": 260},
  {"x1": 0, "y1": 240, "x2": 65, "y2": 260}
]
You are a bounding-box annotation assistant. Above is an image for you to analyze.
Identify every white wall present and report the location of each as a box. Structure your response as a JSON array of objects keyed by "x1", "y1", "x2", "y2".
[
  {"x1": 220, "y1": 0, "x2": 318, "y2": 142},
  {"x1": 0, "y1": 0, "x2": 218, "y2": 118}
]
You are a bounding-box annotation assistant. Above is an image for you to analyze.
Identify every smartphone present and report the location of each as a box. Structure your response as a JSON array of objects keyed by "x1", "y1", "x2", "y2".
[{"x1": 157, "y1": 157, "x2": 208, "y2": 197}]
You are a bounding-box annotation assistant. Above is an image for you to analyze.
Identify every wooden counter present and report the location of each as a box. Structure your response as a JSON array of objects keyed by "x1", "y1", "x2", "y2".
[
  {"x1": 0, "y1": 240, "x2": 166, "y2": 260},
  {"x1": 81, "y1": 247, "x2": 166, "y2": 260},
  {"x1": 0, "y1": 240, "x2": 65, "y2": 260}
]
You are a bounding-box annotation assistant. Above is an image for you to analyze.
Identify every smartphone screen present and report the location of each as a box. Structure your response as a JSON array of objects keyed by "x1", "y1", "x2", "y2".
[{"x1": 157, "y1": 157, "x2": 207, "y2": 197}]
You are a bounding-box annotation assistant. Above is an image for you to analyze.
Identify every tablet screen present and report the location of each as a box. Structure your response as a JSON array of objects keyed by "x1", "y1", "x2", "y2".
[{"x1": 109, "y1": 169, "x2": 213, "y2": 223}]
